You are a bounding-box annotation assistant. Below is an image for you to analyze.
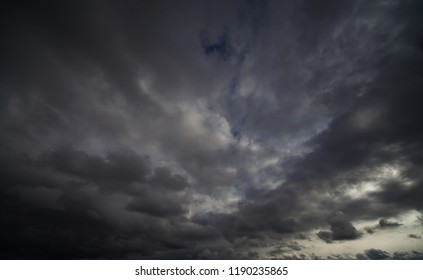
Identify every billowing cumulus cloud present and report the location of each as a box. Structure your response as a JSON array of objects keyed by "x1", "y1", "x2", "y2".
[{"x1": 1, "y1": 0, "x2": 423, "y2": 259}]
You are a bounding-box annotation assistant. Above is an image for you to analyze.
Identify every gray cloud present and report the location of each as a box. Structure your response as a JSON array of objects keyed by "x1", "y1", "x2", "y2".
[
  {"x1": 317, "y1": 215, "x2": 361, "y2": 243},
  {"x1": 1, "y1": 0, "x2": 423, "y2": 259},
  {"x1": 365, "y1": 249, "x2": 390, "y2": 260},
  {"x1": 379, "y1": 218, "x2": 401, "y2": 228}
]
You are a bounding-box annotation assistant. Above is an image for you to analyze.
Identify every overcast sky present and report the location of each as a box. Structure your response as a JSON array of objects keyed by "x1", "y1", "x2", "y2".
[{"x1": 1, "y1": 0, "x2": 423, "y2": 259}]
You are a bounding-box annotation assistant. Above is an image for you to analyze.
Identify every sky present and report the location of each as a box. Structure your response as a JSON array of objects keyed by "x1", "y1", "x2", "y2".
[{"x1": 1, "y1": 0, "x2": 422, "y2": 259}]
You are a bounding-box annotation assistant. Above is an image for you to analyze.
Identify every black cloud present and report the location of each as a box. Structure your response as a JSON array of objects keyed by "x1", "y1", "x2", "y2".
[
  {"x1": 1, "y1": 0, "x2": 423, "y2": 259},
  {"x1": 317, "y1": 215, "x2": 361, "y2": 243}
]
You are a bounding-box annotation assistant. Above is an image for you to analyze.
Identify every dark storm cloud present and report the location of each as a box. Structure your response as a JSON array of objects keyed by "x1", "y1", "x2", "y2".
[
  {"x1": 317, "y1": 215, "x2": 361, "y2": 243},
  {"x1": 0, "y1": 147, "x2": 216, "y2": 259},
  {"x1": 42, "y1": 147, "x2": 151, "y2": 190},
  {"x1": 194, "y1": 0, "x2": 423, "y2": 250},
  {"x1": 371, "y1": 179, "x2": 423, "y2": 212},
  {"x1": 228, "y1": 0, "x2": 423, "y2": 235},
  {"x1": 361, "y1": 218, "x2": 402, "y2": 235},
  {"x1": 392, "y1": 251, "x2": 423, "y2": 260},
  {"x1": 364, "y1": 249, "x2": 390, "y2": 260},
  {"x1": 267, "y1": 241, "x2": 303, "y2": 258},
  {"x1": 408, "y1": 234, "x2": 421, "y2": 239},
  {"x1": 1, "y1": 0, "x2": 423, "y2": 259},
  {"x1": 195, "y1": 187, "x2": 301, "y2": 243},
  {"x1": 126, "y1": 193, "x2": 187, "y2": 218},
  {"x1": 0, "y1": 0, "x2": 282, "y2": 260},
  {"x1": 221, "y1": 0, "x2": 399, "y2": 144},
  {"x1": 328, "y1": 216, "x2": 361, "y2": 240}
]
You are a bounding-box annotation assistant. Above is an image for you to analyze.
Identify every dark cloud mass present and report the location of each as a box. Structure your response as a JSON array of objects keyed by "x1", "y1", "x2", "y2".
[
  {"x1": 317, "y1": 215, "x2": 361, "y2": 243},
  {"x1": 364, "y1": 249, "x2": 390, "y2": 260},
  {"x1": 1, "y1": 0, "x2": 423, "y2": 259}
]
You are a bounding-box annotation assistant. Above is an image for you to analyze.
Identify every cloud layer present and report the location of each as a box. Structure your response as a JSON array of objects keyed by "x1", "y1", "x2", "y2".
[{"x1": 1, "y1": 0, "x2": 423, "y2": 259}]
